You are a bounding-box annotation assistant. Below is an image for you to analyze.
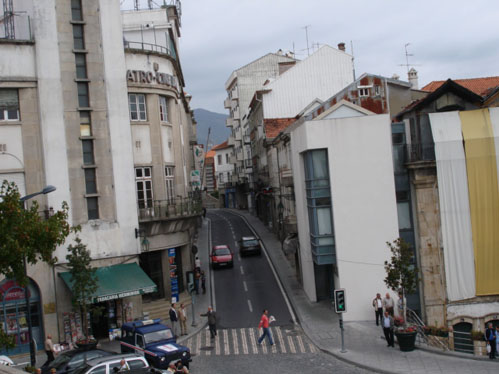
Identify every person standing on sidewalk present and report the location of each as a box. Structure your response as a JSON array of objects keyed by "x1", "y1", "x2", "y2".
[
  {"x1": 194, "y1": 270, "x2": 201, "y2": 295},
  {"x1": 200, "y1": 306, "x2": 217, "y2": 339},
  {"x1": 383, "y1": 293, "x2": 394, "y2": 317},
  {"x1": 44, "y1": 334, "x2": 56, "y2": 366},
  {"x1": 485, "y1": 322, "x2": 496, "y2": 359},
  {"x1": 201, "y1": 271, "x2": 206, "y2": 294},
  {"x1": 257, "y1": 309, "x2": 274, "y2": 346},
  {"x1": 179, "y1": 303, "x2": 188, "y2": 336},
  {"x1": 169, "y1": 303, "x2": 179, "y2": 337},
  {"x1": 382, "y1": 311, "x2": 394, "y2": 347},
  {"x1": 372, "y1": 293, "x2": 383, "y2": 326}
]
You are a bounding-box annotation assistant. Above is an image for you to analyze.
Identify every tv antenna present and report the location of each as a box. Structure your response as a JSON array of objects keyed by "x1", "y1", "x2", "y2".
[
  {"x1": 302, "y1": 25, "x2": 311, "y2": 56},
  {"x1": 399, "y1": 43, "x2": 421, "y2": 74}
]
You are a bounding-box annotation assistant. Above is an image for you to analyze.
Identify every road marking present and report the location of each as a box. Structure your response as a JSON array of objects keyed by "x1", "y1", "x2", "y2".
[
  {"x1": 215, "y1": 331, "x2": 221, "y2": 355},
  {"x1": 276, "y1": 326, "x2": 286, "y2": 353},
  {"x1": 287, "y1": 335, "x2": 296, "y2": 353},
  {"x1": 247, "y1": 299, "x2": 253, "y2": 312},
  {"x1": 296, "y1": 334, "x2": 306, "y2": 353},
  {"x1": 249, "y1": 327, "x2": 258, "y2": 354},
  {"x1": 308, "y1": 342, "x2": 317, "y2": 353},
  {"x1": 259, "y1": 328, "x2": 268, "y2": 354},
  {"x1": 224, "y1": 329, "x2": 230, "y2": 355},
  {"x1": 186, "y1": 337, "x2": 192, "y2": 352},
  {"x1": 243, "y1": 281, "x2": 248, "y2": 292},
  {"x1": 195, "y1": 333, "x2": 201, "y2": 355},
  {"x1": 240, "y1": 265, "x2": 244, "y2": 275},
  {"x1": 237, "y1": 254, "x2": 241, "y2": 261},
  {"x1": 205, "y1": 330, "x2": 211, "y2": 355},
  {"x1": 232, "y1": 329, "x2": 239, "y2": 355},
  {"x1": 207, "y1": 218, "x2": 216, "y2": 310}
]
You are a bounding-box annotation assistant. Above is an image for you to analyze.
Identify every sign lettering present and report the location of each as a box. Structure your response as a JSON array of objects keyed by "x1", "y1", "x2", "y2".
[{"x1": 126, "y1": 69, "x2": 178, "y2": 90}]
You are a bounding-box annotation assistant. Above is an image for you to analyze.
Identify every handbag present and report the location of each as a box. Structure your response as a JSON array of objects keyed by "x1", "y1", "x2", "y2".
[{"x1": 486, "y1": 343, "x2": 491, "y2": 354}]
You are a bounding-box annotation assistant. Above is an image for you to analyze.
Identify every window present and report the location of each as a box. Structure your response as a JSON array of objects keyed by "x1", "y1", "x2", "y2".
[
  {"x1": 358, "y1": 88, "x2": 369, "y2": 97},
  {"x1": 88, "y1": 367, "x2": 106, "y2": 374},
  {"x1": 77, "y1": 82, "x2": 89, "y2": 107},
  {"x1": 75, "y1": 53, "x2": 87, "y2": 79},
  {"x1": 71, "y1": 0, "x2": 83, "y2": 21},
  {"x1": 135, "y1": 167, "x2": 153, "y2": 208},
  {"x1": 374, "y1": 85, "x2": 381, "y2": 96},
  {"x1": 84, "y1": 168, "x2": 97, "y2": 194},
  {"x1": 128, "y1": 360, "x2": 147, "y2": 370},
  {"x1": 225, "y1": 154, "x2": 229, "y2": 163},
  {"x1": 80, "y1": 111, "x2": 91, "y2": 136},
  {"x1": 217, "y1": 155, "x2": 222, "y2": 165},
  {"x1": 129, "y1": 94, "x2": 147, "y2": 121},
  {"x1": 82, "y1": 139, "x2": 94, "y2": 165},
  {"x1": 165, "y1": 166, "x2": 175, "y2": 203},
  {"x1": 87, "y1": 196, "x2": 99, "y2": 219},
  {"x1": 136, "y1": 335, "x2": 145, "y2": 348},
  {"x1": 72, "y1": 24, "x2": 85, "y2": 50},
  {"x1": 159, "y1": 96, "x2": 168, "y2": 122},
  {"x1": 0, "y1": 89, "x2": 19, "y2": 121},
  {"x1": 219, "y1": 173, "x2": 224, "y2": 183}
]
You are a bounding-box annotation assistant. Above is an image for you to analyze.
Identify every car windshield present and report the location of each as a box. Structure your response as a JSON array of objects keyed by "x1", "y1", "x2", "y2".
[
  {"x1": 144, "y1": 329, "x2": 173, "y2": 343},
  {"x1": 72, "y1": 364, "x2": 91, "y2": 374},
  {"x1": 49, "y1": 353, "x2": 72, "y2": 369},
  {"x1": 242, "y1": 239, "x2": 259, "y2": 246},
  {"x1": 214, "y1": 248, "x2": 230, "y2": 256}
]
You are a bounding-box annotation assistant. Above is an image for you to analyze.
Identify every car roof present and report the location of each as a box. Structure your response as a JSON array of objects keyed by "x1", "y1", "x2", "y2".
[
  {"x1": 85, "y1": 354, "x2": 144, "y2": 366},
  {"x1": 60, "y1": 348, "x2": 109, "y2": 358},
  {"x1": 241, "y1": 236, "x2": 257, "y2": 241},
  {"x1": 213, "y1": 245, "x2": 229, "y2": 249}
]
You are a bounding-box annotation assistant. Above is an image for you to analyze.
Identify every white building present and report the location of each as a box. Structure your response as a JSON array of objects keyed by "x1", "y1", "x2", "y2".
[
  {"x1": 212, "y1": 141, "x2": 235, "y2": 208},
  {"x1": 285, "y1": 102, "x2": 399, "y2": 320}
]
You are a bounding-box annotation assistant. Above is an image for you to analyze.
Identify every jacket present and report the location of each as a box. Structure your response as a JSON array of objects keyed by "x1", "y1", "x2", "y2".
[
  {"x1": 201, "y1": 310, "x2": 217, "y2": 325},
  {"x1": 259, "y1": 314, "x2": 269, "y2": 329},
  {"x1": 169, "y1": 307, "x2": 178, "y2": 322}
]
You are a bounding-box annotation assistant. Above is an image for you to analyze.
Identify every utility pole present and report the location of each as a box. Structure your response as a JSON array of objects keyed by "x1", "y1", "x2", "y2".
[
  {"x1": 200, "y1": 127, "x2": 211, "y2": 190},
  {"x1": 350, "y1": 40, "x2": 356, "y2": 81}
]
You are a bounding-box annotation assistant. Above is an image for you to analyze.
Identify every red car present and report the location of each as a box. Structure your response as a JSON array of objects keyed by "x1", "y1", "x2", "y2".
[{"x1": 211, "y1": 245, "x2": 234, "y2": 269}]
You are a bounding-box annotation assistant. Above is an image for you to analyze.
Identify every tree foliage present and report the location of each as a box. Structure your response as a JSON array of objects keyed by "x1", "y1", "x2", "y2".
[
  {"x1": 66, "y1": 236, "x2": 98, "y2": 341},
  {"x1": 0, "y1": 181, "x2": 71, "y2": 286},
  {"x1": 384, "y1": 238, "x2": 418, "y2": 294},
  {"x1": 0, "y1": 325, "x2": 15, "y2": 351}
]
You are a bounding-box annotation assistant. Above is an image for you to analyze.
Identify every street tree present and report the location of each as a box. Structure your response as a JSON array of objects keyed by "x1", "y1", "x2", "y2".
[{"x1": 0, "y1": 181, "x2": 71, "y2": 286}]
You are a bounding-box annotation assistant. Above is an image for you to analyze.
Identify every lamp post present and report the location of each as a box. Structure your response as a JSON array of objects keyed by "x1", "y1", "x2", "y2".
[{"x1": 20, "y1": 185, "x2": 57, "y2": 367}]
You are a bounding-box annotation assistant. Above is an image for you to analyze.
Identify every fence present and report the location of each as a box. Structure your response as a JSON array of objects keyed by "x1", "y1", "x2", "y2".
[{"x1": 138, "y1": 197, "x2": 202, "y2": 221}]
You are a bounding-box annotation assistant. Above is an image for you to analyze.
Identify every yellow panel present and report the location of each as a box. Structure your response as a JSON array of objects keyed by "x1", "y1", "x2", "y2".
[{"x1": 460, "y1": 109, "x2": 499, "y2": 295}]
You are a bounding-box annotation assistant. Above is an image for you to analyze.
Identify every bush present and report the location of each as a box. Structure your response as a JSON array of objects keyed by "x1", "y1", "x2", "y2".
[{"x1": 471, "y1": 330, "x2": 485, "y2": 341}]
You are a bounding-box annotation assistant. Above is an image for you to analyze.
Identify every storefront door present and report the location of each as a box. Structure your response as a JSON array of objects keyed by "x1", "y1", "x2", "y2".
[
  {"x1": 140, "y1": 252, "x2": 165, "y2": 301},
  {"x1": 0, "y1": 279, "x2": 43, "y2": 355}
]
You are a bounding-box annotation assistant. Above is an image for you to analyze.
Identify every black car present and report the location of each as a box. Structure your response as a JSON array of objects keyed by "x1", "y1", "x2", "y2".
[
  {"x1": 239, "y1": 236, "x2": 262, "y2": 256},
  {"x1": 41, "y1": 349, "x2": 113, "y2": 374}
]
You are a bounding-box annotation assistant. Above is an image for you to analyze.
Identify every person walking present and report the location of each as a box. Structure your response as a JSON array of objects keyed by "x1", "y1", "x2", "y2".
[
  {"x1": 201, "y1": 271, "x2": 206, "y2": 294},
  {"x1": 44, "y1": 334, "x2": 56, "y2": 366},
  {"x1": 383, "y1": 293, "x2": 394, "y2": 316},
  {"x1": 194, "y1": 256, "x2": 201, "y2": 272},
  {"x1": 179, "y1": 303, "x2": 188, "y2": 336},
  {"x1": 485, "y1": 322, "x2": 496, "y2": 359},
  {"x1": 194, "y1": 270, "x2": 201, "y2": 295},
  {"x1": 382, "y1": 311, "x2": 394, "y2": 347},
  {"x1": 257, "y1": 309, "x2": 274, "y2": 346},
  {"x1": 200, "y1": 306, "x2": 217, "y2": 339},
  {"x1": 372, "y1": 293, "x2": 383, "y2": 326},
  {"x1": 169, "y1": 303, "x2": 179, "y2": 337}
]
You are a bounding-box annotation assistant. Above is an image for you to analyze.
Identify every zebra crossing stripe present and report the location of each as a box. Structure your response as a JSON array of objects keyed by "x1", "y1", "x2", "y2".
[
  {"x1": 215, "y1": 331, "x2": 221, "y2": 355},
  {"x1": 196, "y1": 332, "x2": 202, "y2": 355},
  {"x1": 308, "y1": 342, "x2": 317, "y2": 353},
  {"x1": 223, "y1": 330, "x2": 230, "y2": 355},
  {"x1": 287, "y1": 335, "x2": 296, "y2": 354},
  {"x1": 275, "y1": 326, "x2": 286, "y2": 353},
  {"x1": 240, "y1": 328, "x2": 249, "y2": 354},
  {"x1": 296, "y1": 335, "x2": 306, "y2": 353},
  {"x1": 249, "y1": 327, "x2": 258, "y2": 354},
  {"x1": 186, "y1": 337, "x2": 192, "y2": 354},
  {"x1": 270, "y1": 327, "x2": 277, "y2": 353},
  {"x1": 204, "y1": 329, "x2": 211, "y2": 355},
  {"x1": 232, "y1": 329, "x2": 239, "y2": 355}
]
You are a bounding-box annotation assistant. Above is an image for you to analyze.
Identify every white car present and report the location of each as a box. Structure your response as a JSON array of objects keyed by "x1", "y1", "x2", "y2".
[
  {"x1": 72, "y1": 354, "x2": 148, "y2": 374},
  {"x1": 0, "y1": 355, "x2": 14, "y2": 366}
]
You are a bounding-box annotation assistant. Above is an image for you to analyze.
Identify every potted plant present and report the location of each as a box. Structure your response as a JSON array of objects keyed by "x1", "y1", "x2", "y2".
[
  {"x1": 66, "y1": 236, "x2": 99, "y2": 350},
  {"x1": 471, "y1": 330, "x2": 486, "y2": 356},
  {"x1": 384, "y1": 238, "x2": 419, "y2": 352}
]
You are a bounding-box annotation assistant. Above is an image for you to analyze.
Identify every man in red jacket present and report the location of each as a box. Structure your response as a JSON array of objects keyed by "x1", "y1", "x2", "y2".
[{"x1": 257, "y1": 309, "x2": 274, "y2": 346}]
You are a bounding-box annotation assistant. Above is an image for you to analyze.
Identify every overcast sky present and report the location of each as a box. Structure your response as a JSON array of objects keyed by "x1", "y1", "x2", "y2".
[{"x1": 123, "y1": 0, "x2": 499, "y2": 114}]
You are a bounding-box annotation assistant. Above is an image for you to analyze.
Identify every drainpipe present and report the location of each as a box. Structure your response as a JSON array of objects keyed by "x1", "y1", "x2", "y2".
[{"x1": 53, "y1": 266, "x2": 61, "y2": 342}]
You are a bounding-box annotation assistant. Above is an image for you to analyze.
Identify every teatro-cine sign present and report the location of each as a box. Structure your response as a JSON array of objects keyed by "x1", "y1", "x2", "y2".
[{"x1": 127, "y1": 69, "x2": 178, "y2": 90}]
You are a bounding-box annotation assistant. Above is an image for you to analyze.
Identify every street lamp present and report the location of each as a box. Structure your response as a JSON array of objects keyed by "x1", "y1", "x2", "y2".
[{"x1": 20, "y1": 185, "x2": 57, "y2": 366}]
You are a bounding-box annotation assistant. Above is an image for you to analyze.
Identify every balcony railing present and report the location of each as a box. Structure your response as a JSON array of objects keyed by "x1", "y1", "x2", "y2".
[
  {"x1": 138, "y1": 197, "x2": 202, "y2": 221},
  {"x1": 0, "y1": 13, "x2": 33, "y2": 41},
  {"x1": 124, "y1": 40, "x2": 176, "y2": 60},
  {"x1": 405, "y1": 143, "x2": 435, "y2": 163}
]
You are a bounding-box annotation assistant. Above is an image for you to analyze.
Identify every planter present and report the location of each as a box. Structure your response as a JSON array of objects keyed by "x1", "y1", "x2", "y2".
[
  {"x1": 473, "y1": 340, "x2": 487, "y2": 356},
  {"x1": 75, "y1": 339, "x2": 98, "y2": 351},
  {"x1": 395, "y1": 331, "x2": 417, "y2": 352}
]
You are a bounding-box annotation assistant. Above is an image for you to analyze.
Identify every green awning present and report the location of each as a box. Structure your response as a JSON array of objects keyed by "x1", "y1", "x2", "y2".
[{"x1": 59, "y1": 263, "x2": 157, "y2": 303}]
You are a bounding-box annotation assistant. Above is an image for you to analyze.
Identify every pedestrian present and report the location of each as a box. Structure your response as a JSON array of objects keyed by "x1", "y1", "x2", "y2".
[
  {"x1": 44, "y1": 334, "x2": 56, "y2": 366},
  {"x1": 257, "y1": 309, "x2": 274, "y2": 346},
  {"x1": 179, "y1": 303, "x2": 188, "y2": 336},
  {"x1": 383, "y1": 293, "x2": 394, "y2": 317},
  {"x1": 496, "y1": 326, "x2": 499, "y2": 358},
  {"x1": 175, "y1": 361, "x2": 189, "y2": 373},
  {"x1": 169, "y1": 303, "x2": 178, "y2": 337},
  {"x1": 372, "y1": 293, "x2": 383, "y2": 326},
  {"x1": 202, "y1": 207, "x2": 207, "y2": 218},
  {"x1": 485, "y1": 322, "x2": 496, "y2": 359},
  {"x1": 382, "y1": 311, "x2": 394, "y2": 347},
  {"x1": 200, "y1": 306, "x2": 217, "y2": 339},
  {"x1": 117, "y1": 359, "x2": 130, "y2": 372},
  {"x1": 195, "y1": 256, "x2": 201, "y2": 272},
  {"x1": 166, "y1": 363, "x2": 176, "y2": 374},
  {"x1": 201, "y1": 271, "x2": 206, "y2": 294},
  {"x1": 194, "y1": 270, "x2": 200, "y2": 294}
]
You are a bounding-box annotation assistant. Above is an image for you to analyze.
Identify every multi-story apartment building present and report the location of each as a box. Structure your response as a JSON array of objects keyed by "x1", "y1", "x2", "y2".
[
  {"x1": 224, "y1": 51, "x2": 295, "y2": 211},
  {"x1": 0, "y1": 0, "x2": 199, "y2": 355}
]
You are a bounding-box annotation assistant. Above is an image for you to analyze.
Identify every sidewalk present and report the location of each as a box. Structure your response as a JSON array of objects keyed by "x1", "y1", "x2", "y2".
[{"x1": 227, "y1": 209, "x2": 498, "y2": 374}]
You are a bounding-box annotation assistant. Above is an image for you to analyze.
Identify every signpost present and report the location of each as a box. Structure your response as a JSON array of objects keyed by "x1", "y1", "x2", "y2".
[{"x1": 334, "y1": 288, "x2": 347, "y2": 353}]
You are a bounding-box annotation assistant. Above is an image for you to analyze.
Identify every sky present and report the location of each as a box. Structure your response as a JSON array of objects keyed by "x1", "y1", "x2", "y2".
[{"x1": 123, "y1": 0, "x2": 499, "y2": 114}]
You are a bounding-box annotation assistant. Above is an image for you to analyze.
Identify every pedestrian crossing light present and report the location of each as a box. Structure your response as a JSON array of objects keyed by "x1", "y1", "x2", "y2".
[{"x1": 334, "y1": 289, "x2": 346, "y2": 313}]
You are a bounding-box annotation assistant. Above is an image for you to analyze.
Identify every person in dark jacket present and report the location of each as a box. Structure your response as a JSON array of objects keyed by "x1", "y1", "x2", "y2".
[
  {"x1": 169, "y1": 303, "x2": 178, "y2": 337},
  {"x1": 485, "y1": 322, "x2": 497, "y2": 359},
  {"x1": 200, "y1": 306, "x2": 217, "y2": 339}
]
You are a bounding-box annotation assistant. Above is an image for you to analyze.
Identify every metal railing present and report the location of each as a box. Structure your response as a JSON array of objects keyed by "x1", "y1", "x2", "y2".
[
  {"x1": 406, "y1": 308, "x2": 449, "y2": 351},
  {"x1": 137, "y1": 197, "x2": 202, "y2": 221},
  {"x1": 124, "y1": 40, "x2": 176, "y2": 60},
  {"x1": 0, "y1": 13, "x2": 33, "y2": 41},
  {"x1": 406, "y1": 143, "x2": 435, "y2": 163}
]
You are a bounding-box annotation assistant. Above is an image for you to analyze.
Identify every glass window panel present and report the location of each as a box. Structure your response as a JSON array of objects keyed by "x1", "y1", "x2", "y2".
[
  {"x1": 135, "y1": 168, "x2": 142, "y2": 178},
  {"x1": 82, "y1": 139, "x2": 94, "y2": 165},
  {"x1": 159, "y1": 96, "x2": 168, "y2": 122},
  {"x1": 71, "y1": 0, "x2": 83, "y2": 21},
  {"x1": 84, "y1": 168, "x2": 97, "y2": 194},
  {"x1": 77, "y1": 82, "x2": 89, "y2": 107},
  {"x1": 397, "y1": 201, "x2": 412, "y2": 230},
  {"x1": 72, "y1": 24, "x2": 84, "y2": 49},
  {"x1": 144, "y1": 167, "x2": 151, "y2": 177},
  {"x1": 75, "y1": 54, "x2": 87, "y2": 79},
  {"x1": 87, "y1": 197, "x2": 99, "y2": 219}
]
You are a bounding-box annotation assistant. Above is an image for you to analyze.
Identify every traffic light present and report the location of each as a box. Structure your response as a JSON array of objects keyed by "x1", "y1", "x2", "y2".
[{"x1": 334, "y1": 289, "x2": 346, "y2": 313}]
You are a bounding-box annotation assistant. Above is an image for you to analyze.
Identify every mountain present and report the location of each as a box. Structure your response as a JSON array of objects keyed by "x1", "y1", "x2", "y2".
[{"x1": 193, "y1": 108, "x2": 230, "y2": 148}]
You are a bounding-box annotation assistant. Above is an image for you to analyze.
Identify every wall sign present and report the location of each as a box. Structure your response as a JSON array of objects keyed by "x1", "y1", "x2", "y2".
[{"x1": 126, "y1": 69, "x2": 178, "y2": 90}]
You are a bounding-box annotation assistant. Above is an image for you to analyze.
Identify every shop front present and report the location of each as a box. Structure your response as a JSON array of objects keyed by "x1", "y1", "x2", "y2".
[
  {"x1": 59, "y1": 262, "x2": 156, "y2": 340},
  {"x1": 0, "y1": 279, "x2": 43, "y2": 355}
]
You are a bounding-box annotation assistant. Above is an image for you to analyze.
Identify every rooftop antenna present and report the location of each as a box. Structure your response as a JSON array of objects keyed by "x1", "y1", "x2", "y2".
[
  {"x1": 148, "y1": 0, "x2": 153, "y2": 9},
  {"x1": 2, "y1": 0, "x2": 15, "y2": 39},
  {"x1": 134, "y1": 0, "x2": 139, "y2": 10},
  {"x1": 350, "y1": 40, "x2": 356, "y2": 81},
  {"x1": 302, "y1": 25, "x2": 311, "y2": 56},
  {"x1": 399, "y1": 43, "x2": 421, "y2": 74}
]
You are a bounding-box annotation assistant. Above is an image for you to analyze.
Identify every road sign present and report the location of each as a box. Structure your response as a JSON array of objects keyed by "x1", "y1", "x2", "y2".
[{"x1": 334, "y1": 289, "x2": 346, "y2": 313}]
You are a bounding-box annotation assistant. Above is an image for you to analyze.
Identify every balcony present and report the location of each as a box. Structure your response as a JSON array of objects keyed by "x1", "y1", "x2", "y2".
[
  {"x1": 236, "y1": 151, "x2": 244, "y2": 161},
  {"x1": 235, "y1": 131, "x2": 242, "y2": 142},
  {"x1": 228, "y1": 136, "x2": 235, "y2": 146},
  {"x1": 0, "y1": 13, "x2": 34, "y2": 41},
  {"x1": 243, "y1": 135, "x2": 251, "y2": 145},
  {"x1": 405, "y1": 143, "x2": 435, "y2": 163},
  {"x1": 244, "y1": 159, "x2": 253, "y2": 168},
  {"x1": 229, "y1": 154, "x2": 237, "y2": 164},
  {"x1": 231, "y1": 89, "x2": 239, "y2": 100},
  {"x1": 233, "y1": 107, "x2": 240, "y2": 119},
  {"x1": 226, "y1": 117, "x2": 234, "y2": 127},
  {"x1": 124, "y1": 41, "x2": 176, "y2": 60},
  {"x1": 224, "y1": 98, "x2": 232, "y2": 109},
  {"x1": 137, "y1": 197, "x2": 202, "y2": 222}
]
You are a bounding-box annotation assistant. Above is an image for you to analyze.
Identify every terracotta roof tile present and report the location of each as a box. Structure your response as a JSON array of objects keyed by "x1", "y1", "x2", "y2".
[
  {"x1": 205, "y1": 150, "x2": 216, "y2": 159},
  {"x1": 264, "y1": 118, "x2": 296, "y2": 139},
  {"x1": 211, "y1": 140, "x2": 229, "y2": 150},
  {"x1": 422, "y1": 76, "x2": 499, "y2": 97}
]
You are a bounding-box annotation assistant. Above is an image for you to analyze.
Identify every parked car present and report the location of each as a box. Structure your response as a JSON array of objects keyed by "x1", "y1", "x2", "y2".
[
  {"x1": 239, "y1": 236, "x2": 262, "y2": 256},
  {"x1": 41, "y1": 349, "x2": 113, "y2": 374},
  {"x1": 0, "y1": 355, "x2": 13, "y2": 366},
  {"x1": 71, "y1": 353, "x2": 148, "y2": 374},
  {"x1": 119, "y1": 319, "x2": 191, "y2": 369},
  {"x1": 210, "y1": 245, "x2": 234, "y2": 268}
]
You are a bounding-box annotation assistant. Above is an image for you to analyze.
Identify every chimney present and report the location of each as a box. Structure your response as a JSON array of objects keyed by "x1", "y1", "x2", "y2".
[
  {"x1": 338, "y1": 42, "x2": 346, "y2": 52},
  {"x1": 391, "y1": 73, "x2": 400, "y2": 80},
  {"x1": 276, "y1": 48, "x2": 283, "y2": 56},
  {"x1": 408, "y1": 68, "x2": 419, "y2": 89}
]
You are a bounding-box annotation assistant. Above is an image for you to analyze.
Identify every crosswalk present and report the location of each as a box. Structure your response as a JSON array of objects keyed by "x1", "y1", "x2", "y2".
[{"x1": 184, "y1": 326, "x2": 317, "y2": 356}]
